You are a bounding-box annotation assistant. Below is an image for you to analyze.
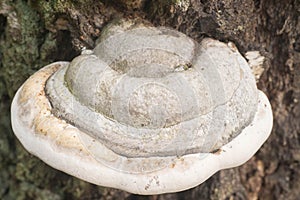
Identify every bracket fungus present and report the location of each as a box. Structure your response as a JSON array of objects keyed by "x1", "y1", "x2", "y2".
[{"x1": 11, "y1": 20, "x2": 273, "y2": 195}]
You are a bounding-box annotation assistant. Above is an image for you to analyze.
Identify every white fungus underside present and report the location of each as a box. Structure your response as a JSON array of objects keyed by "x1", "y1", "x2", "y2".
[{"x1": 11, "y1": 62, "x2": 273, "y2": 195}]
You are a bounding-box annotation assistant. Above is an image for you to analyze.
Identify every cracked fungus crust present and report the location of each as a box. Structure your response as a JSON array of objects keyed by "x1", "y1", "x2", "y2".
[{"x1": 44, "y1": 21, "x2": 258, "y2": 158}]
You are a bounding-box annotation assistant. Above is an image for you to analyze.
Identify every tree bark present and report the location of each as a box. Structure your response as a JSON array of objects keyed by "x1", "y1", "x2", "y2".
[{"x1": 0, "y1": 0, "x2": 299, "y2": 199}]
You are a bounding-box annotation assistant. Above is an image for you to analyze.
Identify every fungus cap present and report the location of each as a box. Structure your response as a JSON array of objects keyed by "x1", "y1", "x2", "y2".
[{"x1": 11, "y1": 20, "x2": 273, "y2": 195}]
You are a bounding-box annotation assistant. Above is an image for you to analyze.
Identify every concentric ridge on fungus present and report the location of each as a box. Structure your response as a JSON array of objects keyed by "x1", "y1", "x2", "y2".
[
  {"x1": 11, "y1": 19, "x2": 273, "y2": 195},
  {"x1": 45, "y1": 22, "x2": 257, "y2": 158}
]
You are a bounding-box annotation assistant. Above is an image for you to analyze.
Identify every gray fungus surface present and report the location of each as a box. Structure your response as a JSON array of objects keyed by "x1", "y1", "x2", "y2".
[{"x1": 45, "y1": 21, "x2": 257, "y2": 158}]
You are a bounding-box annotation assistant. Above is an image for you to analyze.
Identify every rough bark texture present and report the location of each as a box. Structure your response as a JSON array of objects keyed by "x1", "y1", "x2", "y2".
[{"x1": 0, "y1": 0, "x2": 299, "y2": 199}]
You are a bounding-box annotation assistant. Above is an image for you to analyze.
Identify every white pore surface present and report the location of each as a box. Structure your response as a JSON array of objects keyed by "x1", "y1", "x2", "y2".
[{"x1": 11, "y1": 63, "x2": 273, "y2": 195}]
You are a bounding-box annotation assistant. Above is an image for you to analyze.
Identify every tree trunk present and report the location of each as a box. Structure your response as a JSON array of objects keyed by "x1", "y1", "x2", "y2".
[{"x1": 0, "y1": 0, "x2": 299, "y2": 199}]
